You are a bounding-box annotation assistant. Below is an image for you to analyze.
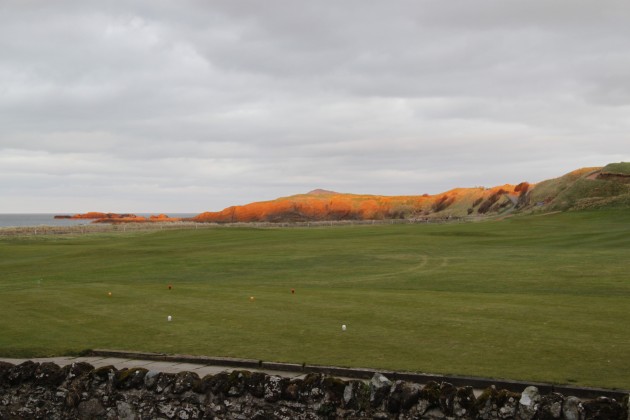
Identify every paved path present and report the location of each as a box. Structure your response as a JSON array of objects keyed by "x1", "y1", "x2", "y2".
[{"x1": 0, "y1": 356, "x2": 307, "y2": 379}]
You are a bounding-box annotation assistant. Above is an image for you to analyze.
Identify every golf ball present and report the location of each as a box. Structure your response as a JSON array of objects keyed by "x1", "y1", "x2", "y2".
[
  {"x1": 167, "y1": 315, "x2": 172, "y2": 322},
  {"x1": 342, "y1": 324, "x2": 346, "y2": 331}
]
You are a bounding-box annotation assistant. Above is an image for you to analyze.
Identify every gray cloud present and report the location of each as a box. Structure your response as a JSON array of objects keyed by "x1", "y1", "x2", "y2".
[{"x1": 1, "y1": 0, "x2": 629, "y2": 212}]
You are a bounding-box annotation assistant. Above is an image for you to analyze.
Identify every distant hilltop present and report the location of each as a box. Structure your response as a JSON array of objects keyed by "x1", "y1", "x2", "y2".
[{"x1": 59, "y1": 162, "x2": 630, "y2": 224}]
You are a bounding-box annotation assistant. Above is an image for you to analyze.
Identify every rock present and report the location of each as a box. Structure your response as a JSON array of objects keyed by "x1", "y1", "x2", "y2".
[
  {"x1": 387, "y1": 380, "x2": 421, "y2": 413},
  {"x1": 204, "y1": 371, "x2": 230, "y2": 396},
  {"x1": 582, "y1": 396, "x2": 623, "y2": 420},
  {"x1": 176, "y1": 403, "x2": 200, "y2": 419},
  {"x1": 78, "y1": 398, "x2": 105, "y2": 419},
  {"x1": 116, "y1": 400, "x2": 136, "y2": 420},
  {"x1": 34, "y1": 362, "x2": 65, "y2": 387},
  {"x1": 245, "y1": 372, "x2": 267, "y2": 399},
  {"x1": 423, "y1": 406, "x2": 447, "y2": 419},
  {"x1": 62, "y1": 362, "x2": 94, "y2": 381},
  {"x1": 369, "y1": 373, "x2": 392, "y2": 408},
  {"x1": 7, "y1": 361, "x2": 39, "y2": 385},
  {"x1": 114, "y1": 367, "x2": 148, "y2": 390},
  {"x1": 517, "y1": 386, "x2": 541, "y2": 420},
  {"x1": 453, "y1": 386, "x2": 477, "y2": 418},
  {"x1": 439, "y1": 381, "x2": 458, "y2": 415},
  {"x1": 538, "y1": 392, "x2": 564, "y2": 419},
  {"x1": 172, "y1": 371, "x2": 200, "y2": 394},
  {"x1": 264, "y1": 375, "x2": 287, "y2": 402},
  {"x1": 0, "y1": 361, "x2": 14, "y2": 383},
  {"x1": 282, "y1": 380, "x2": 300, "y2": 401},
  {"x1": 144, "y1": 370, "x2": 161, "y2": 390},
  {"x1": 475, "y1": 385, "x2": 520, "y2": 420},
  {"x1": 65, "y1": 390, "x2": 81, "y2": 408},
  {"x1": 343, "y1": 380, "x2": 370, "y2": 411},
  {"x1": 420, "y1": 381, "x2": 441, "y2": 408},
  {"x1": 227, "y1": 370, "x2": 250, "y2": 397},
  {"x1": 562, "y1": 397, "x2": 583, "y2": 420},
  {"x1": 91, "y1": 365, "x2": 117, "y2": 383},
  {"x1": 316, "y1": 402, "x2": 338, "y2": 419},
  {"x1": 155, "y1": 372, "x2": 176, "y2": 394},
  {"x1": 158, "y1": 402, "x2": 179, "y2": 418},
  {"x1": 321, "y1": 376, "x2": 346, "y2": 404}
]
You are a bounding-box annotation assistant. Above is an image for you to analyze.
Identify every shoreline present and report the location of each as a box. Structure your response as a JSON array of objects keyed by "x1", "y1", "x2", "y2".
[{"x1": 0, "y1": 217, "x2": 473, "y2": 237}]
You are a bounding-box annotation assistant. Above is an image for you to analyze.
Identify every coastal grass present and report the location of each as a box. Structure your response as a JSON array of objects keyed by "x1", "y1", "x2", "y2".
[
  {"x1": 602, "y1": 162, "x2": 630, "y2": 175},
  {"x1": 1, "y1": 209, "x2": 630, "y2": 389}
]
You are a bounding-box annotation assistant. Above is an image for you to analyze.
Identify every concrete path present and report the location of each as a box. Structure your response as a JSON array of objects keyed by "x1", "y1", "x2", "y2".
[{"x1": 0, "y1": 356, "x2": 307, "y2": 379}]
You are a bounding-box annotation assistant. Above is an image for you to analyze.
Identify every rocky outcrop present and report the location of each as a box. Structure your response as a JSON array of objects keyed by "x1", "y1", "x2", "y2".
[
  {"x1": 1, "y1": 361, "x2": 627, "y2": 419},
  {"x1": 192, "y1": 185, "x2": 521, "y2": 223},
  {"x1": 69, "y1": 212, "x2": 137, "y2": 220},
  {"x1": 57, "y1": 213, "x2": 184, "y2": 224}
]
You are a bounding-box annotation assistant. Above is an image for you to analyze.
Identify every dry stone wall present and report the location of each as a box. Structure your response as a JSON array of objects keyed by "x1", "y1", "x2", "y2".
[{"x1": 0, "y1": 360, "x2": 628, "y2": 419}]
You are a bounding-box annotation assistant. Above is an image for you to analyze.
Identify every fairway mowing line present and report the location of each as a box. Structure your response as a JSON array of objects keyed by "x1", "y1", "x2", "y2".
[{"x1": 329, "y1": 254, "x2": 452, "y2": 285}]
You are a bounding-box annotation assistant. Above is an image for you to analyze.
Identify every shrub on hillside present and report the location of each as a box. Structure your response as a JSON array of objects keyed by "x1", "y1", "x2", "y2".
[
  {"x1": 432, "y1": 195, "x2": 455, "y2": 212},
  {"x1": 515, "y1": 182, "x2": 530, "y2": 195},
  {"x1": 477, "y1": 190, "x2": 506, "y2": 214}
]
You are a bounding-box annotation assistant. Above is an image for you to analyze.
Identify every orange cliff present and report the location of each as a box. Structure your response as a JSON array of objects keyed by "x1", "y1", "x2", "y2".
[{"x1": 192, "y1": 183, "x2": 530, "y2": 223}]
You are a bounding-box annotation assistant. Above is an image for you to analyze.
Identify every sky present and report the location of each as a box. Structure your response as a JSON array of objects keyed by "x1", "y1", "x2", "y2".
[{"x1": 1, "y1": 1, "x2": 629, "y2": 213}]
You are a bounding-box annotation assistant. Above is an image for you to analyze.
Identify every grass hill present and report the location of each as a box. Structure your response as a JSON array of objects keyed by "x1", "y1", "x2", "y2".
[
  {"x1": 525, "y1": 165, "x2": 630, "y2": 212},
  {"x1": 193, "y1": 162, "x2": 630, "y2": 223}
]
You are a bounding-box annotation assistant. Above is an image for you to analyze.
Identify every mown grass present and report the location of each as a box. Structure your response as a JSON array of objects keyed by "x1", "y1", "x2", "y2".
[{"x1": 1, "y1": 209, "x2": 629, "y2": 389}]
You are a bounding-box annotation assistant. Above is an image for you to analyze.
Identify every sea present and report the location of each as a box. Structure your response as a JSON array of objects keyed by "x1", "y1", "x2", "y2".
[{"x1": 0, "y1": 214, "x2": 198, "y2": 228}]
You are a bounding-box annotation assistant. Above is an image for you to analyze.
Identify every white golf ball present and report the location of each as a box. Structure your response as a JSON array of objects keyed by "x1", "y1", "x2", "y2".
[
  {"x1": 167, "y1": 315, "x2": 172, "y2": 322},
  {"x1": 342, "y1": 324, "x2": 346, "y2": 331}
]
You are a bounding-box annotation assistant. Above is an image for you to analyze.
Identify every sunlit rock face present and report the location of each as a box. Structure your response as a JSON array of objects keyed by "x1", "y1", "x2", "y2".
[{"x1": 192, "y1": 185, "x2": 523, "y2": 223}]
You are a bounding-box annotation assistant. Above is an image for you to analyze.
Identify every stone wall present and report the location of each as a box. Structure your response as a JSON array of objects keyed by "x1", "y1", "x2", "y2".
[{"x1": 0, "y1": 360, "x2": 628, "y2": 419}]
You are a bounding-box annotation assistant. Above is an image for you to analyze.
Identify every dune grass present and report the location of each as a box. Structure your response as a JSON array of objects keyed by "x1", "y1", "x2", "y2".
[
  {"x1": 602, "y1": 162, "x2": 630, "y2": 175},
  {"x1": 1, "y1": 209, "x2": 629, "y2": 389}
]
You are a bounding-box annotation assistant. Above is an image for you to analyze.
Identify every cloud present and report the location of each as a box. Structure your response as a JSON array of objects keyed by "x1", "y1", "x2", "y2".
[{"x1": 1, "y1": 1, "x2": 629, "y2": 212}]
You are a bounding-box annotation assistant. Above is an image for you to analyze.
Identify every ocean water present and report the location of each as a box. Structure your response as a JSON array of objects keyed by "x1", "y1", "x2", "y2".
[{"x1": 0, "y1": 214, "x2": 198, "y2": 228}]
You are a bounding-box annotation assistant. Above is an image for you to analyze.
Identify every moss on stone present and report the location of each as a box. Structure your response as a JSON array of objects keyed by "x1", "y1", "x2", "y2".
[
  {"x1": 322, "y1": 376, "x2": 346, "y2": 402},
  {"x1": 91, "y1": 365, "x2": 117, "y2": 382},
  {"x1": 419, "y1": 381, "x2": 441, "y2": 405}
]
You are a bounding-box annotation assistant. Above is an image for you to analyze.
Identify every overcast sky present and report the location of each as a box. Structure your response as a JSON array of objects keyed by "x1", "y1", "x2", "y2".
[{"x1": 1, "y1": 1, "x2": 629, "y2": 213}]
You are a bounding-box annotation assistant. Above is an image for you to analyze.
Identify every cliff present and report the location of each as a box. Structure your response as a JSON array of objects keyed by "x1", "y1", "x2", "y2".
[{"x1": 192, "y1": 184, "x2": 525, "y2": 223}]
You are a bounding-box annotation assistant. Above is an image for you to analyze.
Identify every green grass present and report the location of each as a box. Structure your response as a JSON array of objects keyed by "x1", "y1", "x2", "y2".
[
  {"x1": 1, "y1": 209, "x2": 630, "y2": 390},
  {"x1": 602, "y1": 162, "x2": 630, "y2": 175}
]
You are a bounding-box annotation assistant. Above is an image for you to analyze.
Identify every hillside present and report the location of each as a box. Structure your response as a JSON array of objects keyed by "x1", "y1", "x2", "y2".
[
  {"x1": 193, "y1": 162, "x2": 630, "y2": 223},
  {"x1": 192, "y1": 184, "x2": 528, "y2": 223},
  {"x1": 525, "y1": 164, "x2": 630, "y2": 211}
]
